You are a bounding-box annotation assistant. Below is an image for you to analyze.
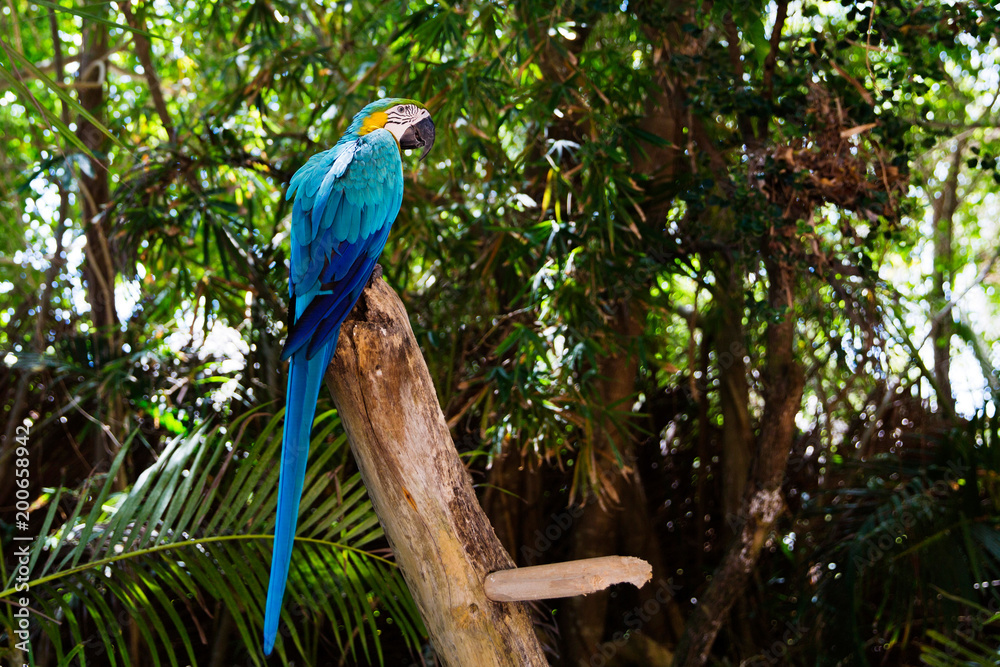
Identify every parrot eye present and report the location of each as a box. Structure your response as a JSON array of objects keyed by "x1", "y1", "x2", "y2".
[{"x1": 388, "y1": 104, "x2": 423, "y2": 125}]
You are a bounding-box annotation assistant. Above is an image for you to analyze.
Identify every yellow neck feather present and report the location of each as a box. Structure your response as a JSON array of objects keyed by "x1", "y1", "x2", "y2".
[{"x1": 358, "y1": 111, "x2": 388, "y2": 135}]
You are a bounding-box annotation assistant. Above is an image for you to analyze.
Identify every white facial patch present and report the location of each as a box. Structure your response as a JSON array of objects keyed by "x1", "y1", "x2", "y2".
[{"x1": 383, "y1": 105, "x2": 432, "y2": 142}]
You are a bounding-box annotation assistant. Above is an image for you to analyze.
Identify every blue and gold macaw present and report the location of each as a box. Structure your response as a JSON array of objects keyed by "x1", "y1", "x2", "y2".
[{"x1": 263, "y1": 98, "x2": 435, "y2": 655}]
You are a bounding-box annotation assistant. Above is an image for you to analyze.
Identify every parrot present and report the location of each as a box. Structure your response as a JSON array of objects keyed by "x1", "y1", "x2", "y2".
[{"x1": 263, "y1": 98, "x2": 435, "y2": 655}]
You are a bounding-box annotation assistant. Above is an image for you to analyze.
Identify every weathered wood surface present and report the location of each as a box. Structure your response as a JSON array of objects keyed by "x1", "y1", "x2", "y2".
[
  {"x1": 484, "y1": 556, "x2": 651, "y2": 602},
  {"x1": 325, "y1": 277, "x2": 547, "y2": 667}
]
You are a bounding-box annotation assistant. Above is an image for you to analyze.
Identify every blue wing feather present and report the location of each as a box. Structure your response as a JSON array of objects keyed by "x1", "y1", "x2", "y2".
[
  {"x1": 264, "y1": 128, "x2": 404, "y2": 656},
  {"x1": 333, "y1": 238, "x2": 368, "y2": 281},
  {"x1": 321, "y1": 190, "x2": 344, "y2": 231},
  {"x1": 307, "y1": 259, "x2": 378, "y2": 358}
]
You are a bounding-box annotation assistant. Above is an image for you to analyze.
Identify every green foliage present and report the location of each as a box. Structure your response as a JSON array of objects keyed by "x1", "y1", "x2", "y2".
[
  {"x1": 0, "y1": 408, "x2": 424, "y2": 665},
  {"x1": 2, "y1": 0, "x2": 1000, "y2": 664},
  {"x1": 799, "y1": 415, "x2": 1000, "y2": 663}
]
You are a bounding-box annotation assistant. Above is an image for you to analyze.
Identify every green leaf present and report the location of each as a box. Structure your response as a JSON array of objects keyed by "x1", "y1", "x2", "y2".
[
  {"x1": 1, "y1": 39, "x2": 130, "y2": 156},
  {"x1": 32, "y1": 0, "x2": 168, "y2": 41},
  {"x1": 0, "y1": 58, "x2": 100, "y2": 163},
  {"x1": 0, "y1": 412, "x2": 425, "y2": 665}
]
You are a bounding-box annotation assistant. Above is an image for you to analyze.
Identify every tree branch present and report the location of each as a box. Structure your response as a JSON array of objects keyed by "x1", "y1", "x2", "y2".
[
  {"x1": 762, "y1": 0, "x2": 788, "y2": 101},
  {"x1": 723, "y1": 13, "x2": 753, "y2": 143},
  {"x1": 121, "y1": 1, "x2": 175, "y2": 141}
]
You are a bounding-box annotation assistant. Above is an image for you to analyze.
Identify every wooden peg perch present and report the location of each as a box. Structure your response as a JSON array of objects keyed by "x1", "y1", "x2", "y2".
[{"x1": 484, "y1": 556, "x2": 652, "y2": 602}]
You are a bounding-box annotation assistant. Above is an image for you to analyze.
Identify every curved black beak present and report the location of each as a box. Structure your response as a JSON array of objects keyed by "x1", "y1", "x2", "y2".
[{"x1": 399, "y1": 116, "x2": 436, "y2": 161}]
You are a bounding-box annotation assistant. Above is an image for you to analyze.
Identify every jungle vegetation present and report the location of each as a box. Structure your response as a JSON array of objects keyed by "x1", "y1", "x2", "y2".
[{"x1": 2, "y1": 0, "x2": 1000, "y2": 665}]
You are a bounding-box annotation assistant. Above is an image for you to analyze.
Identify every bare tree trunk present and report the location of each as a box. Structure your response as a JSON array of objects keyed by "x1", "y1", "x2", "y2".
[
  {"x1": 325, "y1": 278, "x2": 548, "y2": 667},
  {"x1": 78, "y1": 16, "x2": 115, "y2": 349},
  {"x1": 713, "y1": 256, "x2": 757, "y2": 658},
  {"x1": 672, "y1": 254, "x2": 804, "y2": 667},
  {"x1": 76, "y1": 12, "x2": 122, "y2": 469},
  {"x1": 714, "y1": 258, "x2": 753, "y2": 526},
  {"x1": 929, "y1": 142, "x2": 964, "y2": 418}
]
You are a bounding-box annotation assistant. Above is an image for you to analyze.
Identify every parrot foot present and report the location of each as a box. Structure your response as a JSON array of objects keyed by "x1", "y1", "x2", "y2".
[{"x1": 367, "y1": 264, "x2": 383, "y2": 288}]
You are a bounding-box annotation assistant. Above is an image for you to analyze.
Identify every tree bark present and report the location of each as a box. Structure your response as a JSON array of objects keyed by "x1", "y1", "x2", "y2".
[
  {"x1": 77, "y1": 12, "x2": 122, "y2": 470},
  {"x1": 714, "y1": 258, "x2": 753, "y2": 526},
  {"x1": 78, "y1": 15, "x2": 115, "y2": 348},
  {"x1": 672, "y1": 255, "x2": 804, "y2": 667},
  {"x1": 325, "y1": 278, "x2": 548, "y2": 667},
  {"x1": 929, "y1": 142, "x2": 963, "y2": 418}
]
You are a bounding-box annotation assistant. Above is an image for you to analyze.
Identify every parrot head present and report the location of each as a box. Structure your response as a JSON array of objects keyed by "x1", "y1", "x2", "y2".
[{"x1": 352, "y1": 98, "x2": 436, "y2": 160}]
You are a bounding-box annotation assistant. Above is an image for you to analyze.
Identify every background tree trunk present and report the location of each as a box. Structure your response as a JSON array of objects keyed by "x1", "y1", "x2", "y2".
[
  {"x1": 930, "y1": 142, "x2": 964, "y2": 417},
  {"x1": 673, "y1": 254, "x2": 804, "y2": 667},
  {"x1": 714, "y1": 259, "x2": 753, "y2": 527},
  {"x1": 76, "y1": 12, "x2": 122, "y2": 470},
  {"x1": 325, "y1": 277, "x2": 548, "y2": 667}
]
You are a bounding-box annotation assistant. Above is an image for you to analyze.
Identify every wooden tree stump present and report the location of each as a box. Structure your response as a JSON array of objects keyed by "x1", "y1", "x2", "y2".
[{"x1": 325, "y1": 277, "x2": 548, "y2": 667}]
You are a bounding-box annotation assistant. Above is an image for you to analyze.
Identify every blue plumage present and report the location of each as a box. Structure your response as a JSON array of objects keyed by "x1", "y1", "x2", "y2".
[{"x1": 263, "y1": 98, "x2": 433, "y2": 656}]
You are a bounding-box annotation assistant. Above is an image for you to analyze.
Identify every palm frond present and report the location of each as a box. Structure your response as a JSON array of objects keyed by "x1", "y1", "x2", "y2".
[
  {"x1": 806, "y1": 413, "x2": 1000, "y2": 663},
  {"x1": 921, "y1": 624, "x2": 1000, "y2": 666},
  {"x1": 1, "y1": 407, "x2": 425, "y2": 665}
]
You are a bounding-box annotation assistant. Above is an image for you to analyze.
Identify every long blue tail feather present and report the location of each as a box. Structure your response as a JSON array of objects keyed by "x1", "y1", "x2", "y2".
[{"x1": 263, "y1": 339, "x2": 335, "y2": 655}]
